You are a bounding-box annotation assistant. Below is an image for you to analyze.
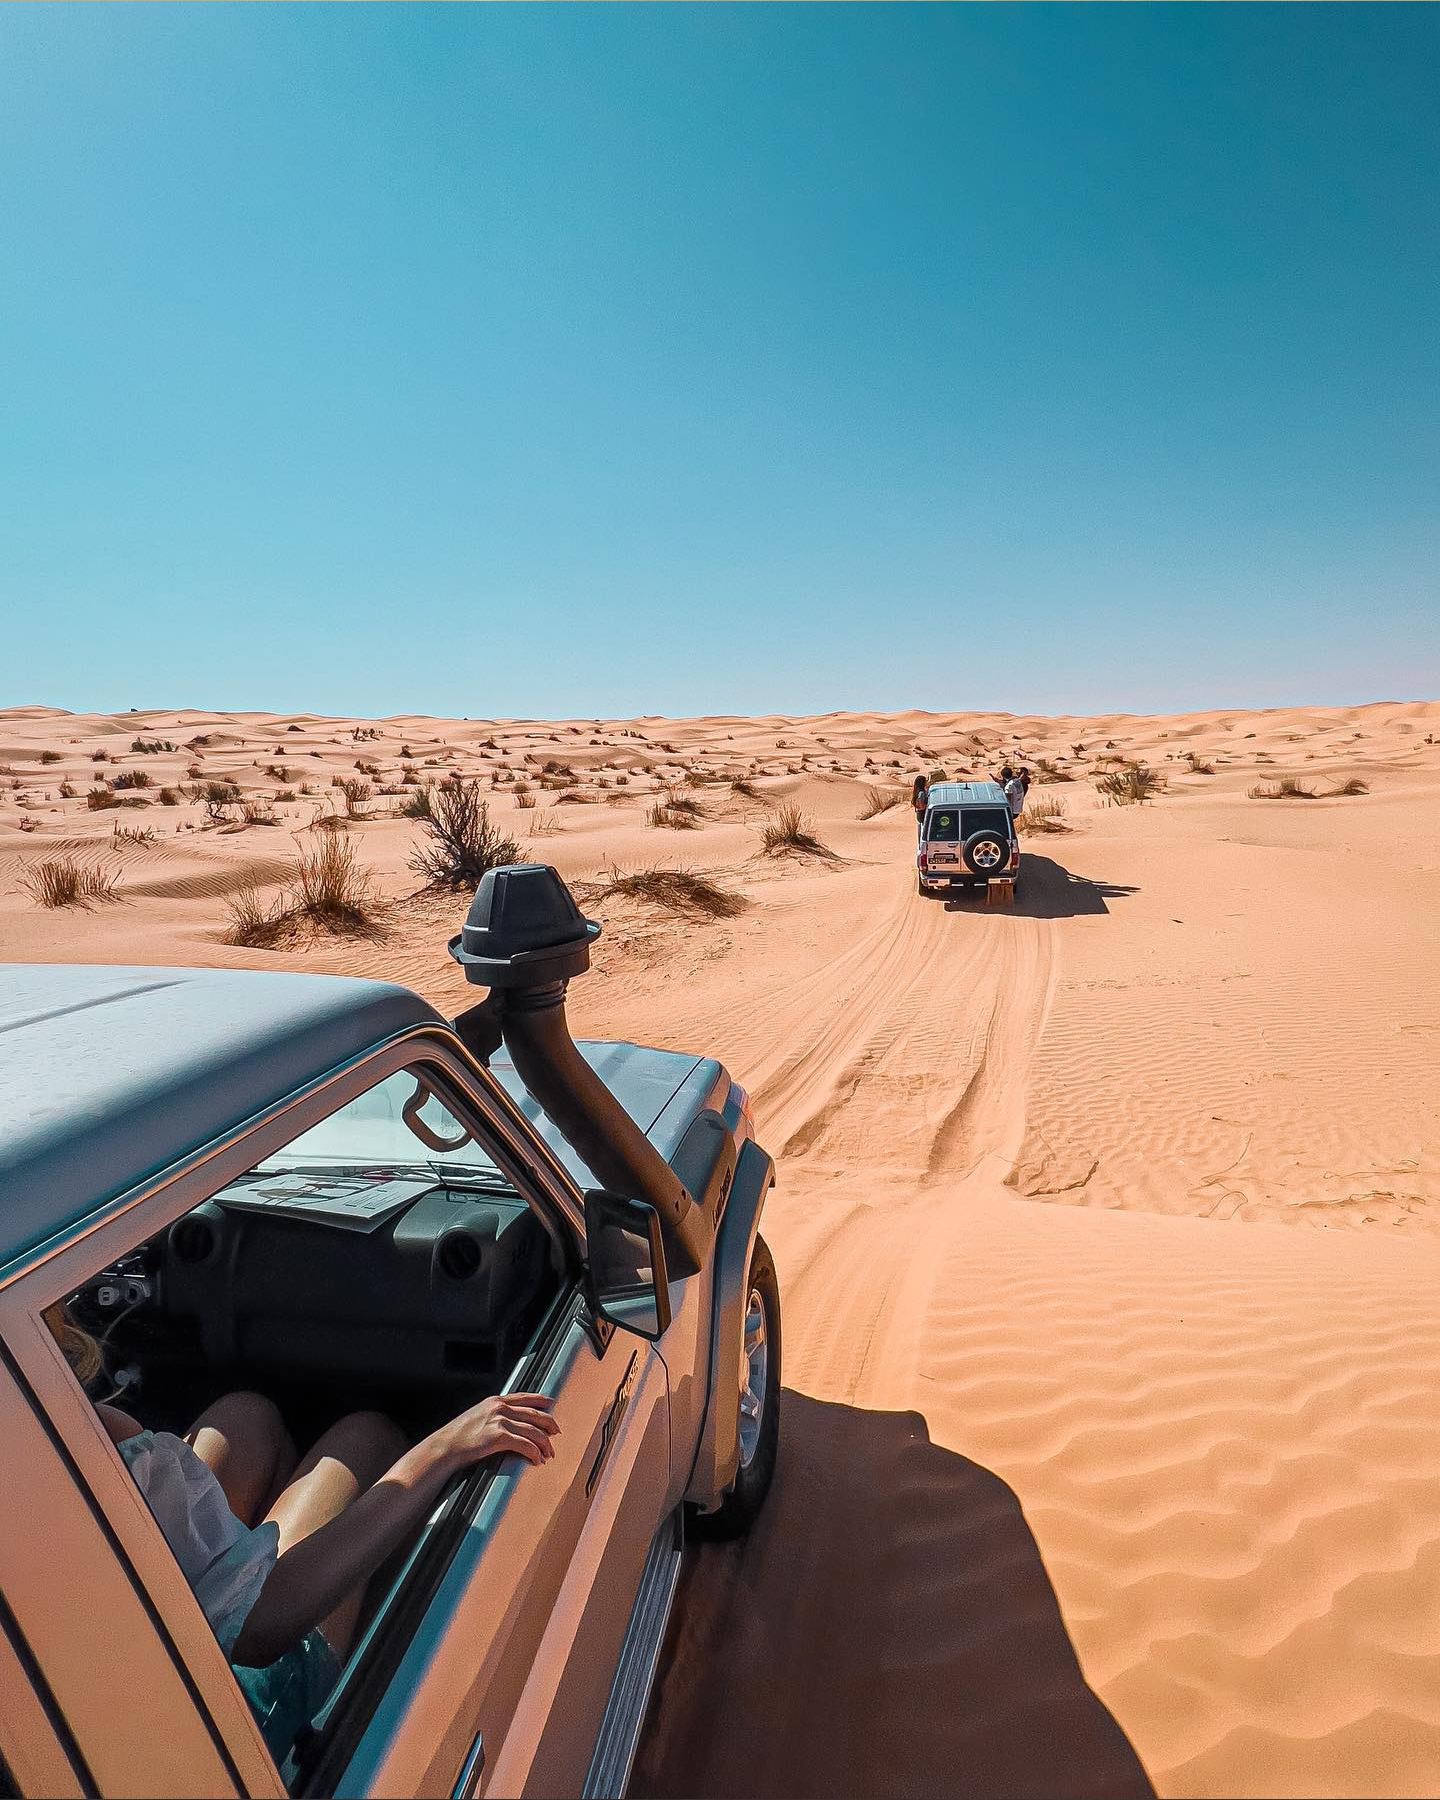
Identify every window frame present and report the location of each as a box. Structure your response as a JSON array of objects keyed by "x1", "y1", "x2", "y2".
[{"x1": 0, "y1": 1021, "x2": 588, "y2": 1797}]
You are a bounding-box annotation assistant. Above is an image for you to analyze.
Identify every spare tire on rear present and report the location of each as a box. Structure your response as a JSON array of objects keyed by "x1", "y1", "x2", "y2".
[{"x1": 962, "y1": 829, "x2": 1009, "y2": 876}]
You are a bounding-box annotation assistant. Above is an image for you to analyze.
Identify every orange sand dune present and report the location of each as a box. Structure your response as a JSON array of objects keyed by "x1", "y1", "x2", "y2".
[{"x1": 3, "y1": 699, "x2": 1438, "y2": 1797}]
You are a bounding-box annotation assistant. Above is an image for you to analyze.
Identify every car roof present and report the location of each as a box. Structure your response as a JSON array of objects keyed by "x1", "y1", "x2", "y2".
[
  {"x1": 0, "y1": 965, "x2": 442, "y2": 1268},
  {"x1": 925, "y1": 780, "x2": 1009, "y2": 808}
]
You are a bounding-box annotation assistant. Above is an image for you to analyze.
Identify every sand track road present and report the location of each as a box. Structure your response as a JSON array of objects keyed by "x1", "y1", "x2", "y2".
[{"x1": 633, "y1": 833, "x2": 1440, "y2": 1800}]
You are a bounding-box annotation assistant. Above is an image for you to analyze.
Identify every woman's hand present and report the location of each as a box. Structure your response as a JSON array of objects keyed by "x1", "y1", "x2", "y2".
[{"x1": 428, "y1": 1392, "x2": 559, "y2": 1474}]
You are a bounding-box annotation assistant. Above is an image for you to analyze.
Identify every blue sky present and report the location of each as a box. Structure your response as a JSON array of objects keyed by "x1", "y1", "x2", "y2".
[{"x1": 2, "y1": 4, "x2": 1436, "y2": 719}]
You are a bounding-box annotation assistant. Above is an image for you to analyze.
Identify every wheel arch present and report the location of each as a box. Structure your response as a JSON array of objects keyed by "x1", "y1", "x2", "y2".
[{"x1": 683, "y1": 1137, "x2": 775, "y2": 1511}]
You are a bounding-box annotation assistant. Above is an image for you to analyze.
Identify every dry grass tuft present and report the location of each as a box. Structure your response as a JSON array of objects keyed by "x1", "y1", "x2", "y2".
[
  {"x1": 760, "y1": 804, "x2": 834, "y2": 860},
  {"x1": 729, "y1": 777, "x2": 762, "y2": 801},
  {"x1": 647, "y1": 793, "x2": 703, "y2": 830},
  {"x1": 1249, "y1": 777, "x2": 1318, "y2": 800},
  {"x1": 1095, "y1": 764, "x2": 1163, "y2": 805},
  {"x1": 408, "y1": 779, "x2": 522, "y2": 888},
  {"x1": 858, "y1": 785, "x2": 906, "y2": 819},
  {"x1": 225, "y1": 837, "x2": 381, "y2": 946},
  {"x1": 86, "y1": 786, "x2": 119, "y2": 811},
  {"x1": 1331, "y1": 776, "x2": 1369, "y2": 796},
  {"x1": 1018, "y1": 794, "x2": 1069, "y2": 834},
  {"x1": 22, "y1": 856, "x2": 123, "y2": 909},
  {"x1": 588, "y1": 865, "x2": 747, "y2": 920}
]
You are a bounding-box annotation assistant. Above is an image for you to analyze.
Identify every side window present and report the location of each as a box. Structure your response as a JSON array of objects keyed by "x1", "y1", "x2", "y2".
[{"x1": 41, "y1": 1061, "x2": 565, "y2": 1789}]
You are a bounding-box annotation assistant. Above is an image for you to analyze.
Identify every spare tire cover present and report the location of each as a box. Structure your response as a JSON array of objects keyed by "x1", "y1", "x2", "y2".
[{"x1": 962, "y1": 829, "x2": 1009, "y2": 875}]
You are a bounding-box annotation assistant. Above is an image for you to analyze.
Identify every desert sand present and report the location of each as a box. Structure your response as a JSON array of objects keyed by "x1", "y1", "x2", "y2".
[{"x1": 2, "y1": 699, "x2": 1438, "y2": 1798}]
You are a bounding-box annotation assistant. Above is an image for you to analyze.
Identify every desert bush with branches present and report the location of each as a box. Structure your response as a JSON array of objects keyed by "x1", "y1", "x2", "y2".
[{"x1": 408, "y1": 780, "x2": 521, "y2": 888}]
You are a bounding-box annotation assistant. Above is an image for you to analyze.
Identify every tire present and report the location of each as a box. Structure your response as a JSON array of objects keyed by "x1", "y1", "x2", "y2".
[
  {"x1": 695, "y1": 1235, "x2": 781, "y2": 1540},
  {"x1": 962, "y1": 829, "x2": 1009, "y2": 877}
]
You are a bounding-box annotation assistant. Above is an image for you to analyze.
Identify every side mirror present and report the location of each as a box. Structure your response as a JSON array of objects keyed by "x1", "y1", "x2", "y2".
[{"x1": 584, "y1": 1190, "x2": 671, "y2": 1341}]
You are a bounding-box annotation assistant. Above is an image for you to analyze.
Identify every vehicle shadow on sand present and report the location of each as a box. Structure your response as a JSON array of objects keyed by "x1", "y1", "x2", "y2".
[
  {"x1": 633, "y1": 1393, "x2": 1154, "y2": 1800},
  {"x1": 939, "y1": 852, "x2": 1139, "y2": 919}
]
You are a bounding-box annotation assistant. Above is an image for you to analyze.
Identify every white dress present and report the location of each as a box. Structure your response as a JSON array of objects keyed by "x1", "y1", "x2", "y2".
[{"x1": 118, "y1": 1429, "x2": 279, "y2": 1655}]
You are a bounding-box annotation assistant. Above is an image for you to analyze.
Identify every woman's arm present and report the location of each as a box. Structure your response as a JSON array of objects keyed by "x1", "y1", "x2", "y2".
[{"x1": 230, "y1": 1392, "x2": 557, "y2": 1668}]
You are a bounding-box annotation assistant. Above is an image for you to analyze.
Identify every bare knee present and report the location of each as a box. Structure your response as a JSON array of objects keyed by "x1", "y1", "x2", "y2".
[
  {"x1": 315, "y1": 1410, "x2": 408, "y2": 1485},
  {"x1": 202, "y1": 1389, "x2": 286, "y2": 1437}
]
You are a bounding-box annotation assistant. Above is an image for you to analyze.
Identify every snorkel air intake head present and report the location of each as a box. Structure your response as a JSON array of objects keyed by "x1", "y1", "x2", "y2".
[
  {"x1": 449, "y1": 863, "x2": 705, "y2": 1275},
  {"x1": 449, "y1": 862, "x2": 600, "y2": 989}
]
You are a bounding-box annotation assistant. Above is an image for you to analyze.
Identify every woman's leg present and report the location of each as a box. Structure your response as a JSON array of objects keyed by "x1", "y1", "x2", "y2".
[
  {"x1": 187, "y1": 1392, "x2": 297, "y2": 1529},
  {"x1": 264, "y1": 1411, "x2": 410, "y2": 1655}
]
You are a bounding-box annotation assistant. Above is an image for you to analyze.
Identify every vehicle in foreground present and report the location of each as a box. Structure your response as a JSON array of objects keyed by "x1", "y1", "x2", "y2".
[
  {"x1": 0, "y1": 864, "x2": 780, "y2": 1800},
  {"x1": 916, "y1": 779, "x2": 1021, "y2": 899}
]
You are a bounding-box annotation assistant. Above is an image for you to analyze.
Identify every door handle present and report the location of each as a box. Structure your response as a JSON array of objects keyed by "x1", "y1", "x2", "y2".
[{"x1": 453, "y1": 1730, "x2": 486, "y2": 1799}]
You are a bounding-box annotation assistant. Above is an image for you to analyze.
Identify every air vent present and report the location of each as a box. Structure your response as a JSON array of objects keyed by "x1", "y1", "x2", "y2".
[
  {"x1": 171, "y1": 1217, "x2": 216, "y2": 1265},
  {"x1": 437, "y1": 1231, "x2": 484, "y2": 1282}
]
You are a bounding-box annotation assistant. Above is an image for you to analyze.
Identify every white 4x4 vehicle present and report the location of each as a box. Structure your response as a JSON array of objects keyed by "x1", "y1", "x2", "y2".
[
  {"x1": 917, "y1": 781, "x2": 1021, "y2": 897},
  {"x1": 0, "y1": 864, "x2": 780, "y2": 1800}
]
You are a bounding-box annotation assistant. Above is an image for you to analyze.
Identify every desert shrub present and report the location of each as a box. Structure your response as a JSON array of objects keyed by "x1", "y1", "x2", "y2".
[
  {"x1": 1184, "y1": 752, "x2": 1216, "y2": 775},
  {"x1": 858, "y1": 786, "x2": 905, "y2": 819},
  {"x1": 339, "y1": 778, "x2": 372, "y2": 819},
  {"x1": 730, "y1": 777, "x2": 761, "y2": 800},
  {"x1": 86, "y1": 787, "x2": 119, "y2": 811},
  {"x1": 158, "y1": 786, "x2": 180, "y2": 805},
  {"x1": 1095, "y1": 764, "x2": 1162, "y2": 805},
  {"x1": 58, "y1": 780, "x2": 77, "y2": 799},
  {"x1": 760, "y1": 804, "x2": 833, "y2": 859},
  {"x1": 110, "y1": 822, "x2": 157, "y2": 848},
  {"x1": 193, "y1": 780, "x2": 240, "y2": 823},
  {"x1": 401, "y1": 769, "x2": 418, "y2": 785},
  {"x1": 1034, "y1": 757, "x2": 1074, "y2": 783},
  {"x1": 1330, "y1": 776, "x2": 1369, "y2": 796},
  {"x1": 112, "y1": 769, "x2": 152, "y2": 790},
  {"x1": 265, "y1": 763, "x2": 293, "y2": 783},
  {"x1": 589, "y1": 865, "x2": 746, "y2": 919},
  {"x1": 39, "y1": 750, "x2": 61, "y2": 765},
  {"x1": 514, "y1": 789, "x2": 538, "y2": 810},
  {"x1": 408, "y1": 780, "x2": 521, "y2": 888},
  {"x1": 90, "y1": 749, "x2": 109, "y2": 763},
  {"x1": 131, "y1": 738, "x2": 176, "y2": 754},
  {"x1": 1249, "y1": 777, "x2": 1318, "y2": 800},
  {"x1": 22, "y1": 856, "x2": 122, "y2": 908},
  {"x1": 398, "y1": 789, "x2": 431, "y2": 819},
  {"x1": 527, "y1": 812, "x2": 559, "y2": 838},
  {"x1": 241, "y1": 800, "x2": 280, "y2": 827},
  {"x1": 1018, "y1": 794, "x2": 1068, "y2": 834}
]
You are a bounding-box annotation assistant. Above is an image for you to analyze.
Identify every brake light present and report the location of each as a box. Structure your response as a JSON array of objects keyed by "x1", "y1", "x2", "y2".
[
  {"x1": 1010, "y1": 843, "x2": 1020, "y2": 869},
  {"x1": 918, "y1": 844, "x2": 929, "y2": 869}
]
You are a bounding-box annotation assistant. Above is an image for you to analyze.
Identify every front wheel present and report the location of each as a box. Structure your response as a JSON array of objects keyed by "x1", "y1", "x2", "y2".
[{"x1": 695, "y1": 1235, "x2": 781, "y2": 1540}]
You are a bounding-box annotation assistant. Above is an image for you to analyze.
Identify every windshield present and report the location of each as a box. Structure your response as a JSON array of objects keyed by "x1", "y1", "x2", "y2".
[{"x1": 255, "y1": 1068, "x2": 513, "y2": 1189}]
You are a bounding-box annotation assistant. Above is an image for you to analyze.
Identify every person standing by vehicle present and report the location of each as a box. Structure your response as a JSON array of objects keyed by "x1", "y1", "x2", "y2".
[
  {"x1": 911, "y1": 773, "x2": 929, "y2": 837},
  {"x1": 1003, "y1": 769, "x2": 1025, "y2": 819}
]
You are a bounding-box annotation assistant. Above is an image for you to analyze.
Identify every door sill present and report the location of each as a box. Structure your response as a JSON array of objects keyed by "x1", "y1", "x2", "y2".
[{"x1": 582, "y1": 1510, "x2": 684, "y2": 1799}]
